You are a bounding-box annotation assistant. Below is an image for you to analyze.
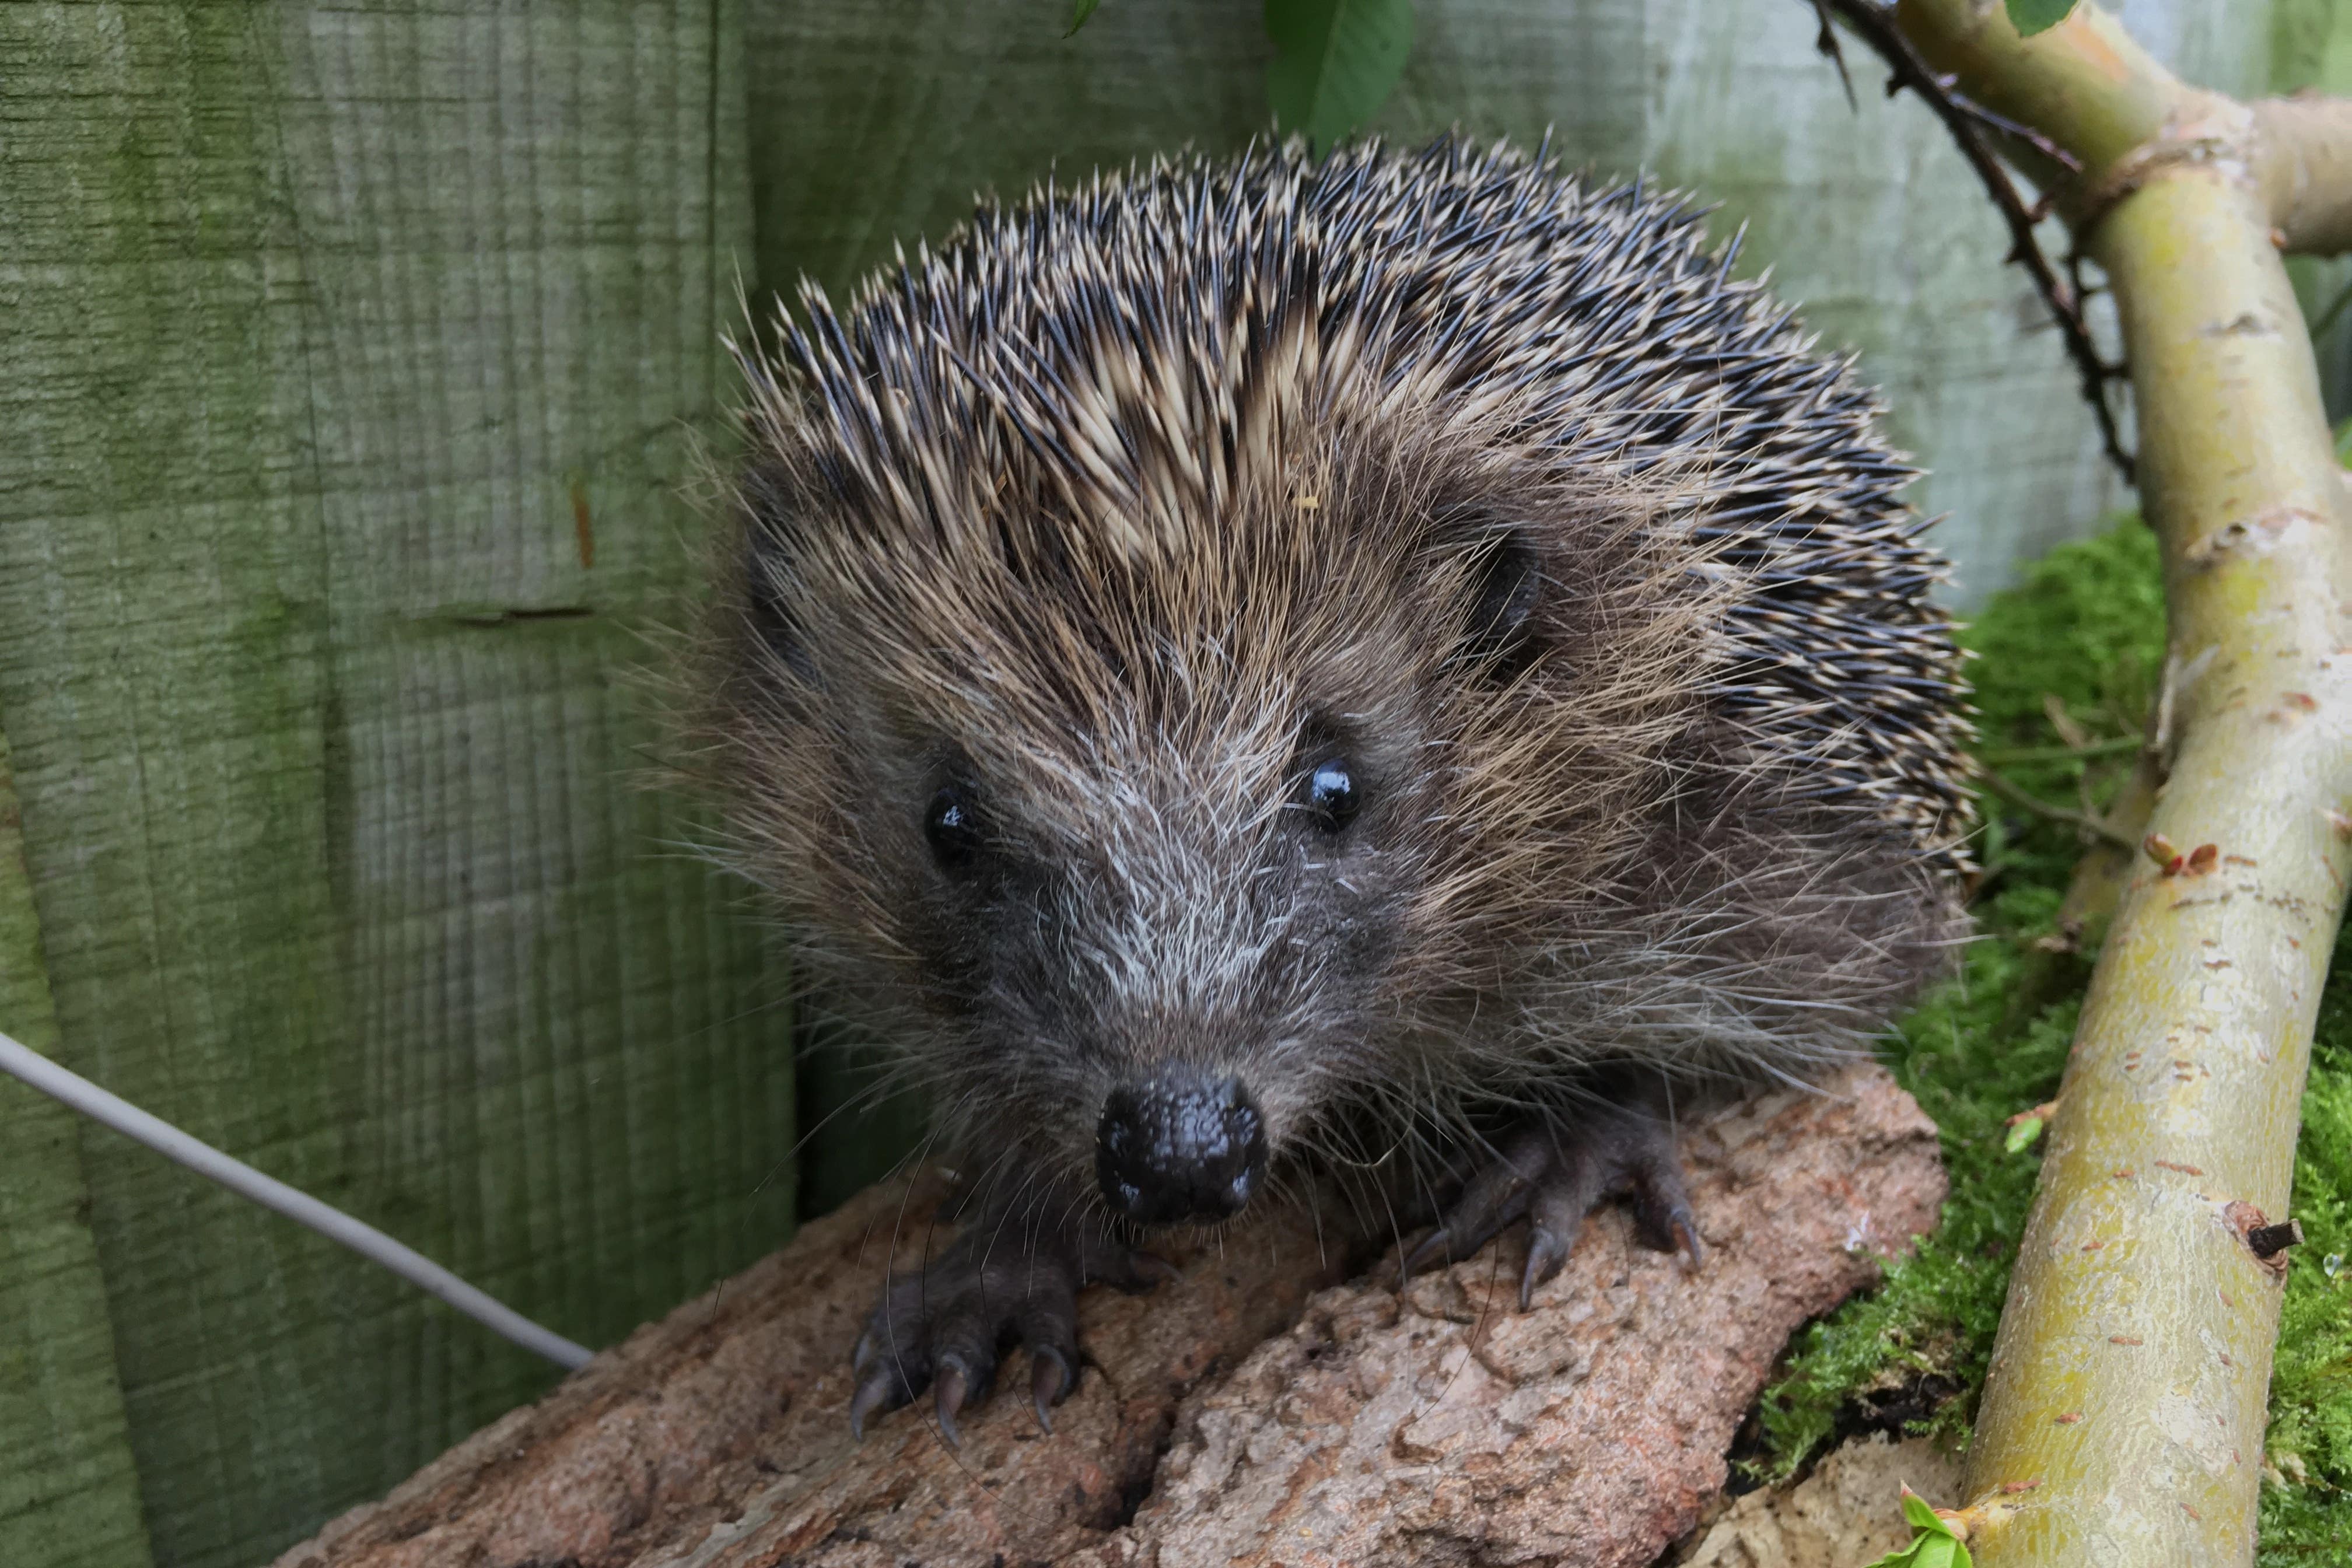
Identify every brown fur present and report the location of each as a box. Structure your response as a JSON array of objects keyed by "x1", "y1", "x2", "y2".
[{"x1": 682, "y1": 135, "x2": 1970, "y2": 1216}]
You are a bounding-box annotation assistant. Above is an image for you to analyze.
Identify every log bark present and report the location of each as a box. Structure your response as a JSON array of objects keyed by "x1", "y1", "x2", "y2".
[
  {"x1": 1892, "y1": 4, "x2": 2352, "y2": 1562},
  {"x1": 274, "y1": 1065, "x2": 1942, "y2": 1568}
]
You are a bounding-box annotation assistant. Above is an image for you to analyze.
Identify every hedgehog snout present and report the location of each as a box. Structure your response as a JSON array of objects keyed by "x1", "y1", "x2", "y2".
[{"x1": 1094, "y1": 1071, "x2": 1267, "y2": 1226}]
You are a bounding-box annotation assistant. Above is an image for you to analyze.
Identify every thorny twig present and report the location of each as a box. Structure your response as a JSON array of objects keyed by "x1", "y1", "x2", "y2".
[
  {"x1": 1940, "y1": 80, "x2": 2082, "y2": 178},
  {"x1": 1811, "y1": 0, "x2": 1859, "y2": 113},
  {"x1": 1811, "y1": 0, "x2": 2136, "y2": 484}
]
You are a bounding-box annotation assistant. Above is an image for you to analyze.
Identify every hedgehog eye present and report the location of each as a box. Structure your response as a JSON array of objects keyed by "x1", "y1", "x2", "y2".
[
  {"x1": 1304, "y1": 758, "x2": 1360, "y2": 833},
  {"x1": 924, "y1": 785, "x2": 984, "y2": 868}
]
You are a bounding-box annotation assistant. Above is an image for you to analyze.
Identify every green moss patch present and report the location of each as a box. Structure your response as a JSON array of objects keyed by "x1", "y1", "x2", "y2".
[{"x1": 1749, "y1": 521, "x2": 2352, "y2": 1560}]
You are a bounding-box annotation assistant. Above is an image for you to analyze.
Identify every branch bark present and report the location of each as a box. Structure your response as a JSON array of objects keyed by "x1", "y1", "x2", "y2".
[
  {"x1": 2253, "y1": 94, "x2": 2352, "y2": 256},
  {"x1": 1889, "y1": 4, "x2": 2352, "y2": 1561}
]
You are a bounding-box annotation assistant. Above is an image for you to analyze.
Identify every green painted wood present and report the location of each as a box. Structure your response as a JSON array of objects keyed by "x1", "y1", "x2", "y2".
[
  {"x1": 0, "y1": 5, "x2": 789, "y2": 1565},
  {"x1": 0, "y1": 730, "x2": 156, "y2": 1568},
  {"x1": 740, "y1": 0, "x2": 2271, "y2": 1219}
]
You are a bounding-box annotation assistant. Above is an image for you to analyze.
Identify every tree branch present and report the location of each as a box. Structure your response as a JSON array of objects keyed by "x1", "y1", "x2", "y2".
[
  {"x1": 1884, "y1": 3, "x2": 2352, "y2": 1562},
  {"x1": 2250, "y1": 94, "x2": 2352, "y2": 255}
]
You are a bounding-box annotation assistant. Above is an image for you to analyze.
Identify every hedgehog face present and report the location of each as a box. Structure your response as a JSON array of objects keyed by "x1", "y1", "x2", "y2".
[
  {"x1": 883, "y1": 706, "x2": 1420, "y2": 1226},
  {"x1": 713, "y1": 416, "x2": 1710, "y2": 1226}
]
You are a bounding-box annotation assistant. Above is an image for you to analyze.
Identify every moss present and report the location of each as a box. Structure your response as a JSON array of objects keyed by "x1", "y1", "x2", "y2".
[
  {"x1": 1749, "y1": 520, "x2": 2352, "y2": 1560},
  {"x1": 1962, "y1": 517, "x2": 2164, "y2": 891},
  {"x1": 2266, "y1": 925, "x2": 2352, "y2": 1553}
]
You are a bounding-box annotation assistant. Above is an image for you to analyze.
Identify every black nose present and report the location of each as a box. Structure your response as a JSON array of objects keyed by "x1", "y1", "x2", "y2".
[{"x1": 1095, "y1": 1073, "x2": 1268, "y2": 1225}]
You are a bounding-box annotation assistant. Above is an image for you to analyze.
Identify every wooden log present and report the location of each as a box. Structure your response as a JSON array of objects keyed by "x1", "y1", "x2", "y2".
[{"x1": 275, "y1": 1063, "x2": 1943, "y2": 1568}]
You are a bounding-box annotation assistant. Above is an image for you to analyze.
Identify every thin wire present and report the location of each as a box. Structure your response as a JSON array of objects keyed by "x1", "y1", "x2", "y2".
[{"x1": 0, "y1": 1028, "x2": 594, "y2": 1371}]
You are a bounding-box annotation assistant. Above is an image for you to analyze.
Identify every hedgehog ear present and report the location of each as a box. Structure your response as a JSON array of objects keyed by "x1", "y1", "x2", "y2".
[
  {"x1": 741, "y1": 528, "x2": 823, "y2": 688},
  {"x1": 746, "y1": 585, "x2": 820, "y2": 687},
  {"x1": 1457, "y1": 530, "x2": 1544, "y2": 682}
]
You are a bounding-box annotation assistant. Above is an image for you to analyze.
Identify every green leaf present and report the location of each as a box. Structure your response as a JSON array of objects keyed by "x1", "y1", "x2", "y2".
[
  {"x1": 1066, "y1": 0, "x2": 1101, "y2": 35},
  {"x1": 1902, "y1": 1490, "x2": 1952, "y2": 1535},
  {"x1": 1264, "y1": 0, "x2": 1413, "y2": 149},
  {"x1": 2006, "y1": 1114, "x2": 2046, "y2": 1154},
  {"x1": 1861, "y1": 1489, "x2": 1973, "y2": 1568},
  {"x1": 1860, "y1": 1530, "x2": 1965, "y2": 1567},
  {"x1": 2006, "y1": 0, "x2": 2076, "y2": 36}
]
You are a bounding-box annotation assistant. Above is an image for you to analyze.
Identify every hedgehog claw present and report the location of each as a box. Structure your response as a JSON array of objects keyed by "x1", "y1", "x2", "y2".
[
  {"x1": 1625, "y1": 1141, "x2": 1703, "y2": 1269},
  {"x1": 1030, "y1": 1345, "x2": 1073, "y2": 1433},
  {"x1": 1402, "y1": 1225, "x2": 1456, "y2": 1277},
  {"x1": 1416, "y1": 1094, "x2": 1703, "y2": 1301},
  {"x1": 933, "y1": 1356, "x2": 971, "y2": 1448},
  {"x1": 1670, "y1": 1212, "x2": 1706, "y2": 1270},
  {"x1": 1404, "y1": 1139, "x2": 1542, "y2": 1279},
  {"x1": 849, "y1": 1367, "x2": 903, "y2": 1442},
  {"x1": 1520, "y1": 1224, "x2": 1573, "y2": 1310},
  {"x1": 846, "y1": 1199, "x2": 1164, "y2": 1443}
]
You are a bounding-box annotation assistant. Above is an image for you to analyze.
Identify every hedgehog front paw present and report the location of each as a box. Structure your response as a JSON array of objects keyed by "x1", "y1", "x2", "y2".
[
  {"x1": 1405, "y1": 1102, "x2": 1703, "y2": 1310},
  {"x1": 848, "y1": 1222, "x2": 1174, "y2": 1446}
]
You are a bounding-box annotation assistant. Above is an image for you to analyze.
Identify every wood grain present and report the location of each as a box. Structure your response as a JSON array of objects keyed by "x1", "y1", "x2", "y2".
[
  {"x1": 0, "y1": 6, "x2": 783, "y2": 1564},
  {"x1": 0, "y1": 736, "x2": 157, "y2": 1567}
]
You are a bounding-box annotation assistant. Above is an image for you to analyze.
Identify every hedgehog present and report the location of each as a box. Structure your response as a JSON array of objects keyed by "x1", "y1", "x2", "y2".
[{"x1": 696, "y1": 134, "x2": 1973, "y2": 1446}]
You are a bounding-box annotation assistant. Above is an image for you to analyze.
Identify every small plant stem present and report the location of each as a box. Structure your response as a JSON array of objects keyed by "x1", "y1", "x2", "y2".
[
  {"x1": 1973, "y1": 765, "x2": 2137, "y2": 852},
  {"x1": 1974, "y1": 736, "x2": 2142, "y2": 765}
]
